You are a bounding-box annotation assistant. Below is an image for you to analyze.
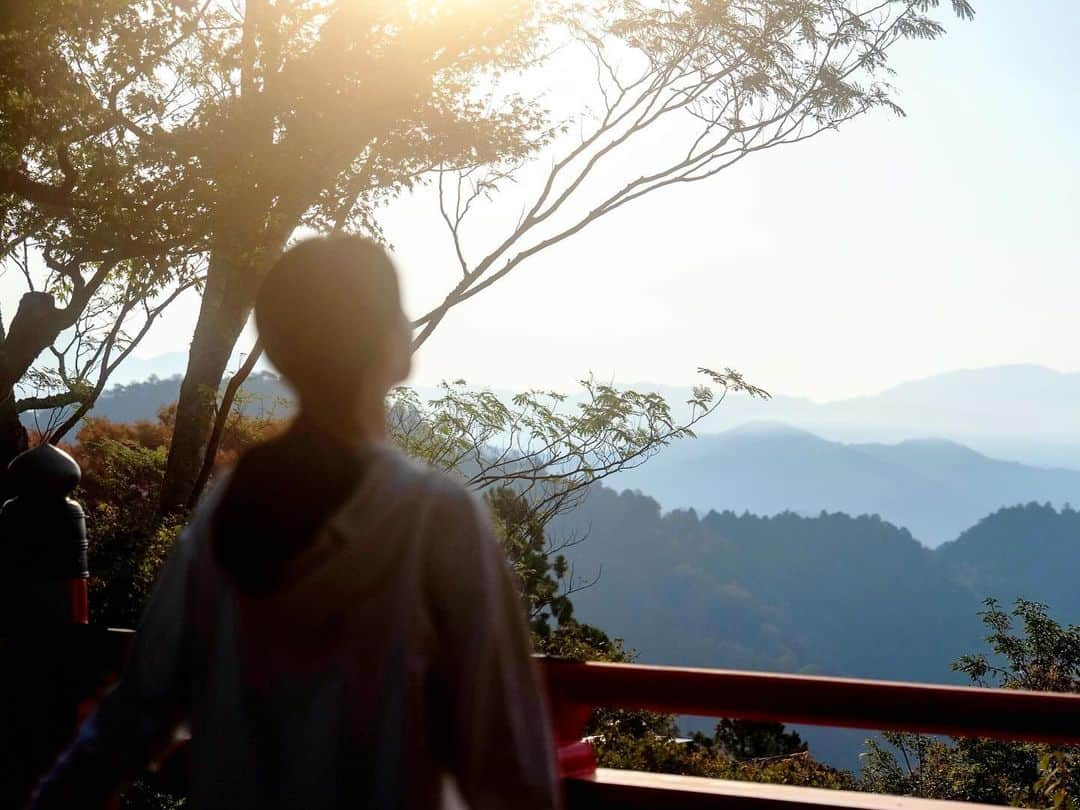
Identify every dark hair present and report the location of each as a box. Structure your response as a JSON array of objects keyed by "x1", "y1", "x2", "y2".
[
  {"x1": 255, "y1": 236, "x2": 402, "y2": 400},
  {"x1": 212, "y1": 237, "x2": 402, "y2": 593},
  {"x1": 213, "y1": 424, "x2": 370, "y2": 594}
]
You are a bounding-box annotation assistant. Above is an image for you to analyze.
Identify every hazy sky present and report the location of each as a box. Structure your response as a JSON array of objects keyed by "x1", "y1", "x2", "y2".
[{"x1": 128, "y1": 0, "x2": 1079, "y2": 402}]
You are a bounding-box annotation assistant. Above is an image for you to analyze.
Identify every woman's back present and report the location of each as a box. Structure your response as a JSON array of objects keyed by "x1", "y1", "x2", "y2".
[{"x1": 35, "y1": 437, "x2": 560, "y2": 808}]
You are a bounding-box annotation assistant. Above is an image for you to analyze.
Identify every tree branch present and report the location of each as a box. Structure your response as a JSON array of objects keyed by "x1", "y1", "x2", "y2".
[
  {"x1": 16, "y1": 390, "x2": 89, "y2": 413},
  {"x1": 0, "y1": 167, "x2": 86, "y2": 211}
]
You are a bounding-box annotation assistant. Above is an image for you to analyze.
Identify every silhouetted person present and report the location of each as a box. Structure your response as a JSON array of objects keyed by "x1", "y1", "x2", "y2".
[{"x1": 32, "y1": 237, "x2": 561, "y2": 809}]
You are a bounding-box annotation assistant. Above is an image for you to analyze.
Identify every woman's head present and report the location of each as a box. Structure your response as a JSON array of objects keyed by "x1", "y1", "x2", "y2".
[{"x1": 255, "y1": 236, "x2": 411, "y2": 408}]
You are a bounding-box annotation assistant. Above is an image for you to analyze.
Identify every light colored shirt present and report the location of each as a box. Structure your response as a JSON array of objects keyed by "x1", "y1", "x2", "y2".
[{"x1": 33, "y1": 443, "x2": 561, "y2": 809}]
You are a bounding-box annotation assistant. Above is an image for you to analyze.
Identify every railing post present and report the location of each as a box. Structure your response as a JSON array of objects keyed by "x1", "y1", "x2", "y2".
[{"x1": 542, "y1": 659, "x2": 598, "y2": 780}]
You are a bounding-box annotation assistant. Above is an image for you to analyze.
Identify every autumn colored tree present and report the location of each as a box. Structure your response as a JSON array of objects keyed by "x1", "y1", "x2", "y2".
[{"x1": 59, "y1": 404, "x2": 280, "y2": 626}]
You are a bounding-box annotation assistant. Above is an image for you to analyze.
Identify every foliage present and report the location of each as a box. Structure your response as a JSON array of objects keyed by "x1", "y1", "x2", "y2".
[
  {"x1": 154, "y1": 0, "x2": 977, "y2": 512},
  {"x1": 0, "y1": 1, "x2": 210, "y2": 454},
  {"x1": 70, "y1": 366, "x2": 749, "y2": 626},
  {"x1": 482, "y1": 485, "x2": 850, "y2": 793},
  {"x1": 714, "y1": 720, "x2": 807, "y2": 762},
  {"x1": 118, "y1": 779, "x2": 187, "y2": 810},
  {"x1": 0, "y1": 0, "x2": 557, "y2": 499},
  {"x1": 67, "y1": 413, "x2": 175, "y2": 627},
  {"x1": 592, "y1": 711, "x2": 853, "y2": 789},
  {"x1": 61, "y1": 376, "x2": 859, "y2": 797},
  {"x1": 938, "y1": 503, "x2": 1080, "y2": 618},
  {"x1": 390, "y1": 369, "x2": 767, "y2": 524},
  {"x1": 0, "y1": 0, "x2": 971, "y2": 505},
  {"x1": 549, "y1": 488, "x2": 985, "y2": 680},
  {"x1": 64, "y1": 406, "x2": 278, "y2": 626},
  {"x1": 487, "y1": 486, "x2": 576, "y2": 640},
  {"x1": 860, "y1": 600, "x2": 1080, "y2": 807},
  {"x1": 954, "y1": 598, "x2": 1080, "y2": 692},
  {"x1": 861, "y1": 732, "x2": 1045, "y2": 805}
]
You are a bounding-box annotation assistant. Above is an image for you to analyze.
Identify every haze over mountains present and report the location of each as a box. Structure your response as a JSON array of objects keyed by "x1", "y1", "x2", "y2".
[
  {"x1": 634, "y1": 364, "x2": 1080, "y2": 471},
  {"x1": 83, "y1": 362, "x2": 1080, "y2": 548},
  {"x1": 102, "y1": 358, "x2": 1080, "y2": 469}
]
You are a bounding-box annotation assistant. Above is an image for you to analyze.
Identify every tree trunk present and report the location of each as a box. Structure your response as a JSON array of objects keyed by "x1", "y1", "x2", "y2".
[
  {"x1": 0, "y1": 300, "x2": 42, "y2": 494},
  {"x1": 188, "y1": 339, "x2": 263, "y2": 509},
  {"x1": 158, "y1": 259, "x2": 255, "y2": 513},
  {"x1": 0, "y1": 385, "x2": 28, "y2": 498},
  {"x1": 158, "y1": 179, "x2": 314, "y2": 513}
]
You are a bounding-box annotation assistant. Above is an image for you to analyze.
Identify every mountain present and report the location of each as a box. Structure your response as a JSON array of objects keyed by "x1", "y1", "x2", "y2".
[
  {"x1": 556, "y1": 491, "x2": 1080, "y2": 679},
  {"x1": 97, "y1": 360, "x2": 1080, "y2": 467},
  {"x1": 555, "y1": 488, "x2": 984, "y2": 682},
  {"x1": 66, "y1": 371, "x2": 1080, "y2": 548},
  {"x1": 610, "y1": 423, "x2": 1080, "y2": 547},
  {"x1": 937, "y1": 502, "x2": 1080, "y2": 617}
]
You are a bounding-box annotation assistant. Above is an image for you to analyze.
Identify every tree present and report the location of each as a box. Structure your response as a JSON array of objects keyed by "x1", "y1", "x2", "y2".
[
  {"x1": 714, "y1": 719, "x2": 807, "y2": 762},
  {"x1": 0, "y1": 1, "x2": 217, "y2": 472},
  {"x1": 0, "y1": 0, "x2": 552, "y2": 503},
  {"x1": 419, "y1": 0, "x2": 975, "y2": 348},
  {"x1": 16, "y1": 265, "x2": 203, "y2": 447},
  {"x1": 75, "y1": 367, "x2": 764, "y2": 625},
  {"x1": 860, "y1": 599, "x2": 1080, "y2": 808},
  {"x1": 149, "y1": 1, "x2": 553, "y2": 511},
  {"x1": 197, "y1": 0, "x2": 977, "y2": 515},
  {"x1": 62, "y1": 404, "x2": 282, "y2": 627},
  {"x1": 590, "y1": 705, "x2": 852, "y2": 789},
  {"x1": 953, "y1": 598, "x2": 1080, "y2": 693}
]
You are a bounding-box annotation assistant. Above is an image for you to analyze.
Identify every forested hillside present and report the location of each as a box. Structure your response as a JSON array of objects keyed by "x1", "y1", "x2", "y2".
[
  {"x1": 553, "y1": 491, "x2": 1080, "y2": 767},
  {"x1": 555, "y1": 490, "x2": 1079, "y2": 682},
  {"x1": 937, "y1": 503, "x2": 1080, "y2": 620}
]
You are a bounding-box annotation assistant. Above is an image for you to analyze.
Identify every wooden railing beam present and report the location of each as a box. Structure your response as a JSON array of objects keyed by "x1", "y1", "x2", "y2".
[
  {"x1": 564, "y1": 770, "x2": 1009, "y2": 810},
  {"x1": 543, "y1": 660, "x2": 1080, "y2": 745}
]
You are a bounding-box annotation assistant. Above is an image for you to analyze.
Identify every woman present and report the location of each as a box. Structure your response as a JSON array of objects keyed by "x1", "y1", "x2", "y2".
[{"x1": 32, "y1": 236, "x2": 561, "y2": 809}]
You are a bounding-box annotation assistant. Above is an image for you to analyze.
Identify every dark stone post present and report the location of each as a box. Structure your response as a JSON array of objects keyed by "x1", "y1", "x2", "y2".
[
  {"x1": 0, "y1": 443, "x2": 88, "y2": 629},
  {"x1": 0, "y1": 443, "x2": 89, "y2": 805}
]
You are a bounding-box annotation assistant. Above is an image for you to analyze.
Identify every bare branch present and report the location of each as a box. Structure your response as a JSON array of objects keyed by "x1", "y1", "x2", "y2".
[{"x1": 412, "y1": 0, "x2": 963, "y2": 348}]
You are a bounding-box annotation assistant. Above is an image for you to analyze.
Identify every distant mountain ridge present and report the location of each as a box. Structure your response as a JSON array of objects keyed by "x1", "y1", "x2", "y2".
[
  {"x1": 610, "y1": 421, "x2": 1080, "y2": 547},
  {"x1": 72, "y1": 361, "x2": 1080, "y2": 467}
]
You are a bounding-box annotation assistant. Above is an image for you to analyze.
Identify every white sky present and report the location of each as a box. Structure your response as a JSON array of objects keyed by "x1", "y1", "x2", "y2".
[{"x1": 128, "y1": 0, "x2": 1080, "y2": 403}]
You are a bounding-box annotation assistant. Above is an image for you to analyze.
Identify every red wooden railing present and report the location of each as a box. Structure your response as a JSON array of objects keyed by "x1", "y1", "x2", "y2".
[
  {"x1": 67, "y1": 579, "x2": 89, "y2": 625},
  {"x1": 542, "y1": 659, "x2": 1080, "y2": 809}
]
